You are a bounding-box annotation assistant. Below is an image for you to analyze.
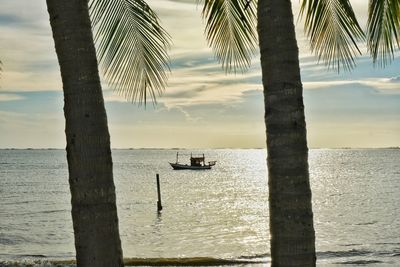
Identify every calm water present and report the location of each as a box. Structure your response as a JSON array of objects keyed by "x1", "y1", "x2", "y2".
[{"x1": 0, "y1": 149, "x2": 399, "y2": 266}]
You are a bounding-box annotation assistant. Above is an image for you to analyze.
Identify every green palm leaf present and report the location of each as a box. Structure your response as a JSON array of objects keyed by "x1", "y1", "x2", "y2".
[
  {"x1": 300, "y1": 0, "x2": 365, "y2": 72},
  {"x1": 89, "y1": 0, "x2": 171, "y2": 104},
  {"x1": 201, "y1": 0, "x2": 258, "y2": 73},
  {"x1": 368, "y1": 0, "x2": 400, "y2": 67}
]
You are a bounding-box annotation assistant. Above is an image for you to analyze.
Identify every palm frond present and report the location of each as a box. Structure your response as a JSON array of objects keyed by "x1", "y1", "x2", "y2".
[
  {"x1": 201, "y1": 0, "x2": 258, "y2": 73},
  {"x1": 300, "y1": 0, "x2": 365, "y2": 72},
  {"x1": 367, "y1": 0, "x2": 400, "y2": 67},
  {"x1": 89, "y1": 0, "x2": 171, "y2": 104}
]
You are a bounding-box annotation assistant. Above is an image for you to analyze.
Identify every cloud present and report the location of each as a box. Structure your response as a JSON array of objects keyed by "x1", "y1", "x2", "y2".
[
  {"x1": 388, "y1": 76, "x2": 400, "y2": 83},
  {"x1": 106, "y1": 88, "x2": 264, "y2": 127},
  {"x1": 303, "y1": 80, "x2": 355, "y2": 90},
  {"x1": 0, "y1": 14, "x2": 21, "y2": 26},
  {"x1": 300, "y1": 49, "x2": 400, "y2": 95},
  {"x1": 148, "y1": 0, "x2": 197, "y2": 11},
  {"x1": 0, "y1": 93, "x2": 25, "y2": 102},
  {"x1": 0, "y1": 1, "x2": 60, "y2": 92},
  {"x1": 103, "y1": 90, "x2": 129, "y2": 103},
  {"x1": 158, "y1": 50, "x2": 262, "y2": 107},
  {"x1": 105, "y1": 88, "x2": 266, "y2": 148},
  {"x1": 304, "y1": 78, "x2": 400, "y2": 94},
  {"x1": 304, "y1": 83, "x2": 400, "y2": 116}
]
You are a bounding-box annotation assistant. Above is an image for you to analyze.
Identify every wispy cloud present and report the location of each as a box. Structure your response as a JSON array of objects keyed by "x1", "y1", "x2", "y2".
[
  {"x1": 0, "y1": 93, "x2": 25, "y2": 102},
  {"x1": 0, "y1": 1, "x2": 60, "y2": 92},
  {"x1": 304, "y1": 79, "x2": 400, "y2": 93},
  {"x1": 388, "y1": 76, "x2": 400, "y2": 83}
]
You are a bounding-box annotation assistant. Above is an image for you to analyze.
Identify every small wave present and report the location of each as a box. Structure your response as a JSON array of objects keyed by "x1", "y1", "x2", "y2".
[
  {"x1": 238, "y1": 253, "x2": 269, "y2": 260},
  {"x1": 374, "y1": 248, "x2": 400, "y2": 257},
  {"x1": 123, "y1": 257, "x2": 267, "y2": 265},
  {"x1": 340, "y1": 244, "x2": 363, "y2": 247},
  {"x1": 0, "y1": 257, "x2": 268, "y2": 267},
  {"x1": 317, "y1": 249, "x2": 372, "y2": 259},
  {"x1": 0, "y1": 238, "x2": 18, "y2": 246},
  {"x1": 374, "y1": 242, "x2": 400, "y2": 245},
  {"x1": 0, "y1": 263, "x2": 72, "y2": 267},
  {"x1": 0, "y1": 234, "x2": 29, "y2": 246},
  {"x1": 0, "y1": 260, "x2": 64, "y2": 267},
  {"x1": 19, "y1": 255, "x2": 47, "y2": 258},
  {"x1": 39, "y1": 209, "x2": 68, "y2": 215},
  {"x1": 338, "y1": 260, "x2": 383, "y2": 265},
  {"x1": 355, "y1": 221, "x2": 378, "y2": 226},
  {"x1": 7, "y1": 209, "x2": 68, "y2": 216}
]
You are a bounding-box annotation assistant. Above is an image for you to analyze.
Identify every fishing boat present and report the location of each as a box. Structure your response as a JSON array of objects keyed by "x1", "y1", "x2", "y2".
[{"x1": 169, "y1": 152, "x2": 216, "y2": 170}]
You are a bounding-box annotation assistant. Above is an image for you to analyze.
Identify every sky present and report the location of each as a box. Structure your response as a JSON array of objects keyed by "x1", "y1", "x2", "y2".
[{"x1": 0, "y1": 0, "x2": 399, "y2": 149}]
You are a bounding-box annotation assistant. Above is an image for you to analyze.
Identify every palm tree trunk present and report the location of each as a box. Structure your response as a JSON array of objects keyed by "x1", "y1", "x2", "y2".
[
  {"x1": 46, "y1": 1, "x2": 123, "y2": 266},
  {"x1": 257, "y1": 0, "x2": 316, "y2": 266}
]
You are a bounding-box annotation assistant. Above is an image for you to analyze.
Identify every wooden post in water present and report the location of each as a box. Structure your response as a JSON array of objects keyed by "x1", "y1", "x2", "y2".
[{"x1": 156, "y1": 173, "x2": 162, "y2": 212}]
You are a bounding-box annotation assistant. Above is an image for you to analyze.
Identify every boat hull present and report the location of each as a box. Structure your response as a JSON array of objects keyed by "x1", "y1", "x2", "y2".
[{"x1": 169, "y1": 163, "x2": 212, "y2": 170}]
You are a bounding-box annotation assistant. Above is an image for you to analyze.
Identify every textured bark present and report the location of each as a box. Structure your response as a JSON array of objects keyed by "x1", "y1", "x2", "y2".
[
  {"x1": 257, "y1": 0, "x2": 316, "y2": 266},
  {"x1": 46, "y1": 1, "x2": 124, "y2": 266}
]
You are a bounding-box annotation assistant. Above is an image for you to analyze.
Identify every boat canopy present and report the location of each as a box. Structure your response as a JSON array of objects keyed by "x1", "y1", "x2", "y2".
[{"x1": 190, "y1": 156, "x2": 205, "y2": 166}]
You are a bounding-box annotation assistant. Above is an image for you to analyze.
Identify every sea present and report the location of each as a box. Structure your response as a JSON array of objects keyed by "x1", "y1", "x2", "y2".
[{"x1": 0, "y1": 149, "x2": 399, "y2": 266}]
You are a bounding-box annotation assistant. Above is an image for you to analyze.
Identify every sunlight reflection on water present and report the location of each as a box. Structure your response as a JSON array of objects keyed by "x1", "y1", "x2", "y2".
[{"x1": 1, "y1": 148, "x2": 399, "y2": 266}]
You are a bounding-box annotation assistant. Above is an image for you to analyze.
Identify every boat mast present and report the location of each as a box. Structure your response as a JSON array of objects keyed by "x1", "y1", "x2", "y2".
[{"x1": 176, "y1": 152, "x2": 179, "y2": 163}]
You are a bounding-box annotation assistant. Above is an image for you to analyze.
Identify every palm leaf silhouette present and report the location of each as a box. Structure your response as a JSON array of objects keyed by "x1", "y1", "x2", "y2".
[
  {"x1": 300, "y1": 0, "x2": 365, "y2": 71},
  {"x1": 89, "y1": 0, "x2": 171, "y2": 104},
  {"x1": 368, "y1": 0, "x2": 400, "y2": 66},
  {"x1": 201, "y1": 0, "x2": 258, "y2": 73}
]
